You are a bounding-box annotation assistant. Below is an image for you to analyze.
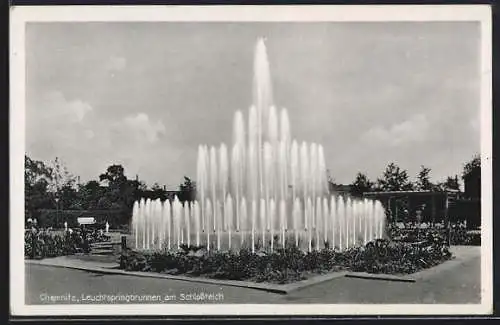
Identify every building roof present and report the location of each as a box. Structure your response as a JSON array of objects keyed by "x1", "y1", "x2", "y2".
[
  {"x1": 362, "y1": 190, "x2": 461, "y2": 198},
  {"x1": 330, "y1": 184, "x2": 352, "y2": 192}
]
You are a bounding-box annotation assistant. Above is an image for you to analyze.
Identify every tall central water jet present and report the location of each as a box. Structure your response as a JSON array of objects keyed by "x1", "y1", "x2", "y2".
[
  {"x1": 254, "y1": 39, "x2": 273, "y2": 207},
  {"x1": 131, "y1": 38, "x2": 386, "y2": 252}
]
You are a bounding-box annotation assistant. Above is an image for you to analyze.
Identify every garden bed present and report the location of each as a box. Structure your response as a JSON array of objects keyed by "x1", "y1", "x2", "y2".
[
  {"x1": 388, "y1": 224, "x2": 481, "y2": 246},
  {"x1": 25, "y1": 228, "x2": 111, "y2": 259},
  {"x1": 117, "y1": 238, "x2": 453, "y2": 285}
]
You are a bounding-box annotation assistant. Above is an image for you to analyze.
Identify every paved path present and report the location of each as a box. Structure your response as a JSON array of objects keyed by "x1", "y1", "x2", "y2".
[
  {"x1": 26, "y1": 264, "x2": 278, "y2": 304},
  {"x1": 283, "y1": 253, "x2": 481, "y2": 304},
  {"x1": 25, "y1": 246, "x2": 481, "y2": 304}
]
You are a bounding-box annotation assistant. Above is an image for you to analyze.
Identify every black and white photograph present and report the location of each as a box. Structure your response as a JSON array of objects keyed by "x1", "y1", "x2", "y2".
[{"x1": 10, "y1": 5, "x2": 492, "y2": 316}]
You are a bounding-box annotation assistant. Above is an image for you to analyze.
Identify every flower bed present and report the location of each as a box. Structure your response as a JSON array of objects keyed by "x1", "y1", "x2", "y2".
[
  {"x1": 118, "y1": 239, "x2": 453, "y2": 284},
  {"x1": 25, "y1": 228, "x2": 111, "y2": 259},
  {"x1": 349, "y1": 238, "x2": 452, "y2": 274},
  {"x1": 388, "y1": 223, "x2": 481, "y2": 246},
  {"x1": 450, "y1": 228, "x2": 481, "y2": 246}
]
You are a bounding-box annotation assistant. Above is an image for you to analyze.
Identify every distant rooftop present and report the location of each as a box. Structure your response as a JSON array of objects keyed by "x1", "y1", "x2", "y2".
[{"x1": 363, "y1": 190, "x2": 461, "y2": 197}]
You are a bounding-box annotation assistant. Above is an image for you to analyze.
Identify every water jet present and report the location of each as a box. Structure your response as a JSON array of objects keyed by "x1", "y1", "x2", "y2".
[{"x1": 131, "y1": 38, "x2": 386, "y2": 252}]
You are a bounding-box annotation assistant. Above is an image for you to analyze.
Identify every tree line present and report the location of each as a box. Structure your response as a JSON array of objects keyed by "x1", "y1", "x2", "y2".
[
  {"x1": 347, "y1": 155, "x2": 481, "y2": 198},
  {"x1": 25, "y1": 154, "x2": 480, "y2": 225},
  {"x1": 24, "y1": 155, "x2": 195, "y2": 222}
]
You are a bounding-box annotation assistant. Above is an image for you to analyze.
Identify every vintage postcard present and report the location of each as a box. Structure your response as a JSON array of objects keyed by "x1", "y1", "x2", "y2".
[{"x1": 10, "y1": 5, "x2": 492, "y2": 316}]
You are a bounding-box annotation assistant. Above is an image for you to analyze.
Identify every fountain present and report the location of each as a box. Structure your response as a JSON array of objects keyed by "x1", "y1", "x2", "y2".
[{"x1": 131, "y1": 38, "x2": 386, "y2": 252}]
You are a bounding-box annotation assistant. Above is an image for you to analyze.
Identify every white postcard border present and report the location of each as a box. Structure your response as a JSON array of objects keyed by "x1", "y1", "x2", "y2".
[{"x1": 10, "y1": 5, "x2": 493, "y2": 316}]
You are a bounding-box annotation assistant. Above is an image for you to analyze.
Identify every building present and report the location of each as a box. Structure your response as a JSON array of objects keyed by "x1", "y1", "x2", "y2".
[
  {"x1": 464, "y1": 170, "x2": 481, "y2": 199},
  {"x1": 329, "y1": 183, "x2": 352, "y2": 195},
  {"x1": 362, "y1": 190, "x2": 480, "y2": 229}
]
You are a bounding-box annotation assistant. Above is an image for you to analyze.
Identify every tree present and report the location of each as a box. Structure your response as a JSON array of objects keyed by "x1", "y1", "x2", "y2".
[
  {"x1": 43, "y1": 157, "x2": 78, "y2": 211},
  {"x1": 76, "y1": 180, "x2": 105, "y2": 209},
  {"x1": 25, "y1": 155, "x2": 55, "y2": 220},
  {"x1": 132, "y1": 179, "x2": 148, "y2": 192},
  {"x1": 149, "y1": 182, "x2": 167, "y2": 200},
  {"x1": 178, "y1": 177, "x2": 196, "y2": 203},
  {"x1": 151, "y1": 182, "x2": 162, "y2": 191},
  {"x1": 350, "y1": 172, "x2": 374, "y2": 197},
  {"x1": 463, "y1": 154, "x2": 481, "y2": 198},
  {"x1": 374, "y1": 163, "x2": 414, "y2": 222},
  {"x1": 47, "y1": 157, "x2": 76, "y2": 193},
  {"x1": 415, "y1": 165, "x2": 433, "y2": 191},
  {"x1": 99, "y1": 165, "x2": 127, "y2": 188},
  {"x1": 98, "y1": 164, "x2": 133, "y2": 209},
  {"x1": 436, "y1": 175, "x2": 460, "y2": 191},
  {"x1": 124, "y1": 179, "x2": 146, "y2": 207},
  {"x1": 377, "y1": 162, "x2": 414, "y2": 192},
  {"x1": 58, "y1": 184, "x2": 79, "y2": 210},
  {"x1": 446, "y1": 175, "x2": 460, "y2": 191},
  {"x1": 463, "y1": 154, "x2": 481, "y2": 179},
  {"x1": 25, "y1": 156, "x2": 150, "y2": 227},
  {"x1": 25, "y1": 155, "x2": 82, "y2": 225},
  {"x1": 25, "y1": 155, "x2": 53, "y2": 188},
  {"x1": 97, "y1": 196, "x2": 113, "y2": 209}
]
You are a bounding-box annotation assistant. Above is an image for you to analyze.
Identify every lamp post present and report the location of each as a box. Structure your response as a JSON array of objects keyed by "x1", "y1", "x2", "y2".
[
  {"x1": 446, "y1": 193, "x2": 451, "y2": 246},
  {"x1": 416, "y1": 209, "x2": 422, "y2": 241},
  {"x1": 54, "y1": 197, "x2": 60, "y2": 229}
]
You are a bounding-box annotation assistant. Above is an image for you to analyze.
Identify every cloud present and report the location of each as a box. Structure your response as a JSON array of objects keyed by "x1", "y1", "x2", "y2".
[
  {"x1": 361, "y1": 114, "x2": 430, "y2": 147},
  {"x1": 121, "y1": 113, "x2": 166, "y2": 143},
  {"x1": 26, "y1": 91, "x2": 98, "y2": 172},
  {"x1": 105, "y1": 56, "x2": 127, "y2": 72},
  {"x1": 42, "y1": 91, "x2": 93, "y2": 123},
  {"x1": 25, "y1": 22, "x2": 480, "y2": 188},
  {"x1": 84, "y1": 129, "x2": 95, "y2": 139}
]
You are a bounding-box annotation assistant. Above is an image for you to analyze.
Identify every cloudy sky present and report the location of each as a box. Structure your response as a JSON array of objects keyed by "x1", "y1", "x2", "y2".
[{"x1": 26, "y1": 22, "x2": 481, "y2": 188}]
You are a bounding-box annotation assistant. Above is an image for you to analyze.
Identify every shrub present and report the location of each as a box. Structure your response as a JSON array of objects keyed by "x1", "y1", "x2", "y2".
[
  {"x1": 348, "y1": 239, "x2": 452, "y2": 274},
  {"x1": 388, "y1": 223, "x2": 480, "y2": 246},
  {"x1": 117, "y1": 238, "x2": 453, "y2": 284},
  {"x1": 118, "y1": 249, "x2": 149, "y2": 271},
  {"x1": 450, "y1": 228, "x2": 481, "y2": 246},
  {"x1": 25, "y1": 230, "x2": 77, "y2": 259},
  {"x1": 24, "y1": 228, "x2": 108, "y2": 259}
]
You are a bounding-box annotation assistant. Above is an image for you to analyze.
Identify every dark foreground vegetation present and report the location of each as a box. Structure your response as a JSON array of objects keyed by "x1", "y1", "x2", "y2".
[
  {"x1": 118, "y1": 233, "x2": 453, "y2": 284},
  {"x1": 24, "y1": 228, "x2": 110, "y2": 259}
]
